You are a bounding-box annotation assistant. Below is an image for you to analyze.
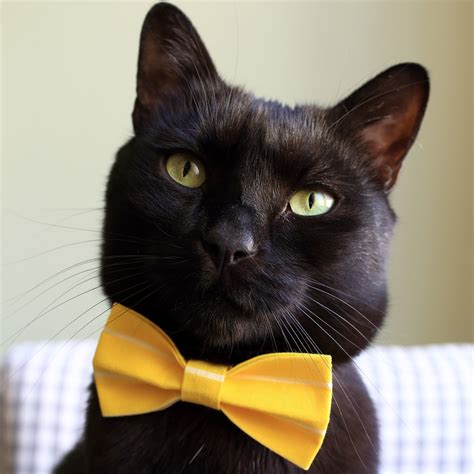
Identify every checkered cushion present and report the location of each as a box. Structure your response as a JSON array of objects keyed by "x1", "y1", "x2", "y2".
[{"x1": 1, "y1": 342, "x2": 473, "y2": 473}]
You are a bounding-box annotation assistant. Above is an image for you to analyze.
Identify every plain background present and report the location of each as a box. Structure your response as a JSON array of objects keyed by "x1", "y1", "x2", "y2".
[{"x1": 2, "y1": 1, "x2": 473, "y2": 352}]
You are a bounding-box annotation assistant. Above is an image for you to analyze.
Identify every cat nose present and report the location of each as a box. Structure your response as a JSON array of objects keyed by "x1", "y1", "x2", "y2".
[{"x1": 201, "y1": 222, "x2": 257, "y2": 270}]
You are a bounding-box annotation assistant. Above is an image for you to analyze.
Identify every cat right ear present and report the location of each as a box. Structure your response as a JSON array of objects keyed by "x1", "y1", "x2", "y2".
[
  {"x1": 329, "y1": 63, "x2": 429, "y2": 192},
  {"x1": 132, "y1": 2, "x2": 219, "y2": 132}
]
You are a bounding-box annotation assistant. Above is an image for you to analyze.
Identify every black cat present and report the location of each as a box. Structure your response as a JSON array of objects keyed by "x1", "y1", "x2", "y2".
[{"x1": 55, "y1": 3, "x2": 429, "y2": 473}]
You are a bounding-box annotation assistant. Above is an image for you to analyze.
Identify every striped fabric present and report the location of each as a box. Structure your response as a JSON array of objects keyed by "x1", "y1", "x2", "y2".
[
  {"x1": 92, "y1": 305, "x2": 333, "y2": 470},
  {"x1": 1, "y1": 342, "x2": 473, "y2": 474}
]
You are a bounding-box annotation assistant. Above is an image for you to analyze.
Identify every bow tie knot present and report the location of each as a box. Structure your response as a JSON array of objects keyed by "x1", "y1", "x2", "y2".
[{"x1": 182, "y1": 360, "x2": 228, "y2": 410}]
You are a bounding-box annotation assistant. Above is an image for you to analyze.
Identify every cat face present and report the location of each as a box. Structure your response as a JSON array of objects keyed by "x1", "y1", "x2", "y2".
[{"x1": 101, "y1": 3, "x2": 429, "y2": 364}]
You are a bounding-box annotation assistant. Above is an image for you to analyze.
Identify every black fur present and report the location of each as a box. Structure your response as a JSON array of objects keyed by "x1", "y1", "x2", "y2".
[{"x1": 55, "y1": 3, "x2": 429, "y2": 473}]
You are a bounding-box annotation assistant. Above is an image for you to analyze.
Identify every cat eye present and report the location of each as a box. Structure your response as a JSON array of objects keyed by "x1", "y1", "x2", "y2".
[
  {"x1": 166, "y1": 153, "x2": 206, "y2": 188},
  {"x1": 289, "y1": 189, "x2": 335, "y2": 216}
]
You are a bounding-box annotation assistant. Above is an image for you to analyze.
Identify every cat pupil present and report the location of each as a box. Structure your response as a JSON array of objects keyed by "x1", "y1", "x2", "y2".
[
  {"x1": 182, "y1": 160, "x2": 191, "y2": 178},
  {"x1": 308, "y1": 192, "x2": 315, "y2": 209}
]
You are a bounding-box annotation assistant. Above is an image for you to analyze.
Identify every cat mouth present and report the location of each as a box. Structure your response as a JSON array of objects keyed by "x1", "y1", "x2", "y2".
[
  {"x1": 193, "y1": 259, "x2": 303, "y2": 319},
  {"x1": 198, "y1": 262, "x2": 280, "y2": 316},
  {"x1": 206, "y1": 283, "x2": 256, "y2": 315}
]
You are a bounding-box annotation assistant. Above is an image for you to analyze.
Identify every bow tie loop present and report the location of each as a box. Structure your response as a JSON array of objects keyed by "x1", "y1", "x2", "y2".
[{"x1": 181, "y1": 360, "x2": 228, "y2": 410}]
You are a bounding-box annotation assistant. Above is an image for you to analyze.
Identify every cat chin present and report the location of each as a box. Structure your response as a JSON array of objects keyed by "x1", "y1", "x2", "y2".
[
  {"x1": 162, "y1": 311, "x2": 268, "y2": 364},
  {"x1": 125, "y1": 294, "x2": 281, "y2": 363},
  {"x1": 168, "y1": 296, "x2": 321, "y2": 363}
]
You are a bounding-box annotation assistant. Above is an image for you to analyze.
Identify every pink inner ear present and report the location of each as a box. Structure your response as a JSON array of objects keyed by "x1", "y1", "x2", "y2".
[{"x1": 359, "y1": 97, "x2": 424, "y2": 190}]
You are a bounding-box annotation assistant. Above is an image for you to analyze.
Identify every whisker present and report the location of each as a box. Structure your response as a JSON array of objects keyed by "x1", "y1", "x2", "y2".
[
  {"x1": 301, "y1": 298, "x2": 370, "y2": 354},
  {"x1": 2, "y1": 258, "x2": 152, "y2": 318},
  {"x1": 3, "y1": 266, "x2": 101, "y2": 318},
  {"x1": 47, "y1": 207, "x2": 103, "y2": 225},
  {"x1": 305, "y1": 292, "x2": 397, "y2": 371},
  {"x1": 261, "y1": 310, "x2": 277, "y2": 354},
  {"x1": 2, "y1": 255, "x2": 177, "y2": 308},
  {"x1": 11, "y1": 212, "x2": 181, "y2": 248},
  {"x1": 282, "y1": 310, "x2": 370, "y2": 465},
  {"x1": 268, "y1": 308, "x2": 292, "y2": 353},
  {"x1": 293, "y1": 312, "x2": 376, "y2": 453},
  {"x1": 308, "y1": 278, "x2": 383, "y2": 318},
  {"x1": 11, "y1": 285, "x2": 162, "y2": 409},
  {"x1": 2, "y1": 257, "x2": 104, "y2": 306},
  {"x1": 3, "y1": 236, "x2": 180, "y2": 266},
  {"x1": 70, "y1": 283, "x2": 163, "y2": 342},
  {"x1": 3, "y1": 239, "x2": 103, "y2": 265},
  {"x1": 278, "y1": 312, "x2": 357, "y2": 461},
  {"x1": 297, "y1": 301, "x2": 410, "y2": 434},
  {"x1": 4, "y1": 279, "x2": 157, "y2": 389},
  {"x1": 308, "y1": 292, "x2": 376, "y2": 339},
  {"x1": 2, "y1": 269, "x2": 148, "y2": 347}
]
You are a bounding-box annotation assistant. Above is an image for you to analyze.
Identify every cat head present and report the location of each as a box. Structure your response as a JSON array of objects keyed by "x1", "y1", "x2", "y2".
[{"x1": 101, "y1": 3, "x2": 429, "y2": 364}]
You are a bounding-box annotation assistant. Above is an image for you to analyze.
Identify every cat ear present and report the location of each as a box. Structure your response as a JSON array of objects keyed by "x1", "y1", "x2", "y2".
[
  {"x1": 132, "y1": 3, "x2": 219, "y2": 132},
  {"x1": 330, "y1": 63, "x2": 429, "y2": 191}
]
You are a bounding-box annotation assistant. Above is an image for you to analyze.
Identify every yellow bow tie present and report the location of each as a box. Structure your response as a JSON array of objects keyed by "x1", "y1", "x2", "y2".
[{"x1": 93, "y1": 304, "x2": 332, "y2": 470}]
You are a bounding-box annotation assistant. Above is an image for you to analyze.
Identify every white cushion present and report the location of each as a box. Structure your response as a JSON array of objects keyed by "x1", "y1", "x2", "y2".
[{"x1": 1, "y1": 342, "x2": 472, "y2": 474}]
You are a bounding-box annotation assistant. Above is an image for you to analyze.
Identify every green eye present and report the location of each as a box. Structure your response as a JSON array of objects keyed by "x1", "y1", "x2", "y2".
[
  {"x1": 166, "y1": 153, "x2": 206, "y2": 188},
  {"x1": 289, "y1": 189, "x2": 335, "y2": 216}
]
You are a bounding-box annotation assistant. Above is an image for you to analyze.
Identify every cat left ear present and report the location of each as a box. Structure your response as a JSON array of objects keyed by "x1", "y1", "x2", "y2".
[
  {"x1": 133, "y1": 3, "x2": 219, "y2": 132},
  {"x1": 330, "y1": 63, "x2": 430, "y2": 191}
]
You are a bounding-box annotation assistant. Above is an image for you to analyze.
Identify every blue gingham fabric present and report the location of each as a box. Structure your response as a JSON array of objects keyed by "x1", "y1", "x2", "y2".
[{"x1": 1, "y1": 342, "x2": 473, "y2": 474}]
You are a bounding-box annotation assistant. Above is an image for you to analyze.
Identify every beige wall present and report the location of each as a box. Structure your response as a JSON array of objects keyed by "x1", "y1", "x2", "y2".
[{"x1": 2, "y1": 1, "x2": 473, "y2": 349}]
